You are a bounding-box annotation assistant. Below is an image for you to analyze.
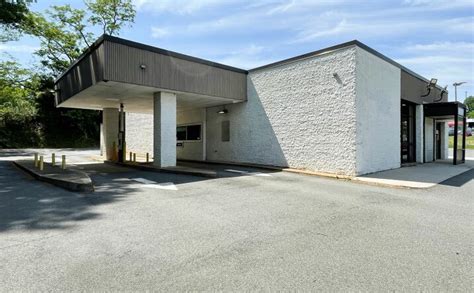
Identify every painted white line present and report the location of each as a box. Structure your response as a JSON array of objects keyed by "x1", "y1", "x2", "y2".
[
  {"x1": 132, "y1": 178, "x2": 156, "y2": 184},
  {"x1": 250, "y1": 172, "x2": 272, "y2": 177},
  {"x1": 142, "y1": 182, "x2": 178, "y2": 190},
  {"x1": 225, "y1": 169, "x2": 247, "y2": 174},
  {"x1": 131, "y1": 178, "x2": 178, "y2": 190},
  {"x1": 224, "y1": 169, "x2": 271, "y2": 177}
]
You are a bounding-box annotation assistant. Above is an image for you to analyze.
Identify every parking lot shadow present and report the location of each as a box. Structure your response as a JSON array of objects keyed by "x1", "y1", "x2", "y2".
[{"x1": 0, "y1": 162, "x2": 134, "y2": 232}]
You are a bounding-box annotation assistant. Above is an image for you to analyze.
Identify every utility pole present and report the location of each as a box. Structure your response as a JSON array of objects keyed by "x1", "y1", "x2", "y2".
[{"x1": 453, "y1": 82, "x2": 466, "y2": 102}]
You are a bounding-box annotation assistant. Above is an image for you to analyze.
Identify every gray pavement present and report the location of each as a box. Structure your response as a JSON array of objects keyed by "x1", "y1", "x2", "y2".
[{"x1": 0, "y1": 149, "x2": 473, "y2": 291}]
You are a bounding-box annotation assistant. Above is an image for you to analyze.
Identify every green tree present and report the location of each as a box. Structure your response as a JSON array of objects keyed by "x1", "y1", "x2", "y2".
[
  {"x1": 86, "y1": 0, "x2": 135, "y2": 36},
  {"x1": 0, "y1": 60, "x2": 38, "y2": 122},
  {"x1": 21, "y1": 0, "x2": 135, "y2": 74},
  {"x1": 0, "y1": 0, "x2": 33, "y2": 42},
  {"x1": 464, "y1": 96, "x2": 474, "y2": 119},
  {"x1": 0, "y1": 0, "x2": 136, "y2": 148}
]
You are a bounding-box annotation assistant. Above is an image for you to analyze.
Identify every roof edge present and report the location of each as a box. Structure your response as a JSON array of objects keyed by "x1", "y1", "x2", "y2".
[
  {"x1": 249, "y1": 39, "x2": 444, "y2": 91},
  {"x1": 55, "y1": 34, "x2": 248, "y2": 84},
  {"x1": 102, "y1": 35, "x2": 248, "y2": 74}
]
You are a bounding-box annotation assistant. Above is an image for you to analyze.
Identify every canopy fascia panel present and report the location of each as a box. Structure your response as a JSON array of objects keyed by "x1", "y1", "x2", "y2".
[{"x1": 54, "y1": 35, "x2": 248, "y2": 110}]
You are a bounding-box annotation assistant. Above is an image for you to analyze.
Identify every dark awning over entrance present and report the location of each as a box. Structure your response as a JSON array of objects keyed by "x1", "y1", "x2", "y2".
[{"x1": 424, "y1": 102, "x2": 467, "y2": 164}]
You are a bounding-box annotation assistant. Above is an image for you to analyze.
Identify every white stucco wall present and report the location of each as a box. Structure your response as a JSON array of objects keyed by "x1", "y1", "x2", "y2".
[
  {"x1": 206, "y1": 47, "x2": 359, "y2": 175},
  {"x1": 425, "y1": 118, "x2": 434, "y2": 162},
  {"x1": 125, "y1": 112, "x2": 153, "y2": 155},
  {"x1": 354, "y1": 47, "x2": 401, "y2": 175},
  {"x1": 176, "y1": 108, "x2": 205, "y2": 161}
]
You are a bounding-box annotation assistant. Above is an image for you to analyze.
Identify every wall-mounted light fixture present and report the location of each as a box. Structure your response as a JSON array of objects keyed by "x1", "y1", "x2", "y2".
[
  {"x1": 140, "y1": 64, "x2": 146, "y2": 70},
  {"x1": 421, "y1": 78, "x2": 438, "y2": 97},
  {"x1": 434, "y1": 85, "x2": 448, "y2": 102},
  {"x1": 217, "y1": 107, "x2": 228, "y2": 114}
]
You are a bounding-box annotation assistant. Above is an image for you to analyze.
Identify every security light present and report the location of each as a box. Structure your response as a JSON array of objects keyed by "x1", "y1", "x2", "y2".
[
  {"x1": 421, "y1": 77, "x2": 439, "y2": 97},
  {"x1": 217, "y1": 108, "x2": 228, "y2": 114},
  {"x1": 140, "y1": 64, "x2": 146, "y2": 69}
]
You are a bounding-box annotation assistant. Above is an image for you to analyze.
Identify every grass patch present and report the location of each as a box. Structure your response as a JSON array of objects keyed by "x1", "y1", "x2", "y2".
[{"x1": 448, "y1": 136, "x2": 474, "y2": 149}]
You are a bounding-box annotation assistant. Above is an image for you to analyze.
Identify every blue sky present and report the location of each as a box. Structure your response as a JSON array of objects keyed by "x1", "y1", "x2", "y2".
[{"x1": 1, "y1": 0, "x2": 473, "y2": 101}]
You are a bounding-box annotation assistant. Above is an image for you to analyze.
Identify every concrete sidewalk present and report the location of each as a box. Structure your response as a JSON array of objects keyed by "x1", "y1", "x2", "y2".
[
  {"x1": 354, "y1": 159, "x2": 474, "y2": 188},
  {"x1": 13, "y1": 160, "x2": 94, "y2": 192}
]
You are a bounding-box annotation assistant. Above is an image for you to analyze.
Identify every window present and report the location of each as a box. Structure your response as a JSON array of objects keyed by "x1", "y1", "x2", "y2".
[
  {"x1": 221, "y1": 121, "x2": 230, "y2": 142},
  {"x1": 177, "y1": 126, "x2": 187, "y2": 141},
  {"x1": 176, "y1": 124, "x2": 201, "y2": 141}
]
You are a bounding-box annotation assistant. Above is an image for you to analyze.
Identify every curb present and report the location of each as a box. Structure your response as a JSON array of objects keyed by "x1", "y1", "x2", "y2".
[
  {"x1": 104, "y1": 161, "x2": 217, "y2": 178},
  {"x1": 12, "y1": 161, "x2": 94, "y2": 192}
]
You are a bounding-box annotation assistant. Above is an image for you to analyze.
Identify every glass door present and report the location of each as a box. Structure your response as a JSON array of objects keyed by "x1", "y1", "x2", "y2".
[{"x1": 401, "y1": 101, "x2": 416, "y2": 163}]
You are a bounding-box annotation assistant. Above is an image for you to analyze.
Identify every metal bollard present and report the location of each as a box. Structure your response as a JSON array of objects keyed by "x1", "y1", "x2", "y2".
[
  {"x1": 112, "y1": 141, "x2": 117, "y2": 161},
  {"x1": 129, "y1": 152, "x2": 132, "y2": 162},
  {"x1": 61, "y1": 155, "x2": 66, "y2": 170},
  {"x1": 39, "y1": 156, "x2": 44, "y2": 171},
  {"x1": 123, "y1": 141, "x2": 126, "y2": 158},
  {"x1": 146, "y1": 152, "x2": 149, "y2": 163},
  {"x1": 34, "y1": 153, "x2": 38, "y2": 167},
  {"x1": 133, "y1": 153, "x2": 136, "y2": 162},
  {"x1": 51, "y1": 153, "x2": 55, "y2": 166}
]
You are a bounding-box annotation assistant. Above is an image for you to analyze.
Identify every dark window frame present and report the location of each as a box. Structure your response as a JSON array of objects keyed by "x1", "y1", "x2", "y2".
[{"x1": 176, "y1": 124, "x2": 202, "y2": 142}]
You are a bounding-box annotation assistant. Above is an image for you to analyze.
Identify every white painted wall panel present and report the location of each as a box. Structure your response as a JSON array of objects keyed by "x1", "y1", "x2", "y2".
[
  {"x1": 441, "y1": 122, "x2": 449, "y2": 159},
  {"x1": 415, "y1": 105, "x2": 424, "y2": 163},
  {"x1": 153, "y1": 92, "x2": 177, "y2": 167},
  {"x1": 355, "y1": 47, "x2": 401, "y2": 174},
  {"x1": 125, "y1": 112, "x2": 153, "y2": 155},
  {"x1": 206, "y1": 47, "x2": 359, "y2": 175},
  {"x1": 425, "y1": 118, "x2": 434, "y2": 162},
  {"x1": 103, "y1": 108, "x2": 119, "y2": 160}
]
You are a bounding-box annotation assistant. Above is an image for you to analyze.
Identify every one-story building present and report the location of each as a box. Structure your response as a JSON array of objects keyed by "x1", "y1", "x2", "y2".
[{"x1": 54, "y1": 35, "x2": 468, "y2": 176}]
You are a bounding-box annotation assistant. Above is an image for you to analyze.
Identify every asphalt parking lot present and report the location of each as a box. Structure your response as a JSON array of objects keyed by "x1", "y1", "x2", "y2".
[{"x1": 0, "y1": 149, "x2": 472, "y2": 291}]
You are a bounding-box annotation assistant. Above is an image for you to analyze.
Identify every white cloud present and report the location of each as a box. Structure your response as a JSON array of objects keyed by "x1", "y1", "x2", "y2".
[
  {"x1": 0, "y1": 44, "x2": 40, "y2": 54},
  {"x1": 216, "y1": 44, "x2": 274, "y2": 69},
  {"x1": 403, "y1": 0, "x2": 473, "y2": 8},
  {"x1": 133, "y1": 0, "x2": 234, "y2": 14},
  {"x1": 150, "y1": 26, "x2": 169, "y2": 38},
  {"x1": 406, "y1": 42, "x2": 474, "y2": 52},
  {"x1": 0, "y1": 44, "x2": 39, "y2": 53}
]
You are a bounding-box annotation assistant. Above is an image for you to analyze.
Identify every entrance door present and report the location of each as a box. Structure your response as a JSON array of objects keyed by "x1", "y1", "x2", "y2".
[
  {"x1": 436, "y1": 123, "x2": 442, "y2": 160},
  {"x1": 401, "y1": 101, "x2": 416, "y2": 163}
]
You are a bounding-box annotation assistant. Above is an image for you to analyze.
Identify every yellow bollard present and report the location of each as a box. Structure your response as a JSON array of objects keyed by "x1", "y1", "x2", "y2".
[
  {"x1": 133, "y1": 153, "x2": 136, "y2": 162},
  {"x1": 34, "y1": 153, "x2": 38, "y2": 167},
  {"x1": 61, "y1": 155, "x2": 66, "y2": 170},
  {"x1": 129, "y1": 152, "x2": 132, "y2": 162},
  {"x1": 146, "y1": 152, "x2": 149, "y2": 163},
  {"x1": 51, "y1": 153, "x2": 55, "y2": 166},
  {"x1": 39, "y1": 156, "x2": 44, "y2": 171}
]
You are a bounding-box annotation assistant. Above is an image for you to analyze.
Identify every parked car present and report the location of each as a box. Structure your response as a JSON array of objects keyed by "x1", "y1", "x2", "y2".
[
  {"x1": 449, "y1": 127, "x2": 454, "y2": 136},
  {"x1": 449, "y1": 127, "x2": 472, "y2": 136}
]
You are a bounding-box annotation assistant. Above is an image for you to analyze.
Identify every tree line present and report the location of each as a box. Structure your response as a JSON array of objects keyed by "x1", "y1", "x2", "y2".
[{"x1": 0, "y1": 0, "x2": 136, "y2": 148}]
